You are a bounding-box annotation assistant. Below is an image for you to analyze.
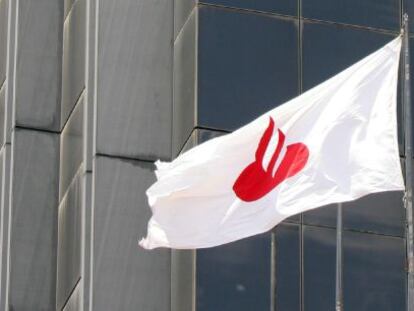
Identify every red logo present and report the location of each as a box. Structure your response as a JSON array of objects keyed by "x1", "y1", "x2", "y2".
[{"x1": 233, "y1": 117, "x2": 309, "y2": 202}]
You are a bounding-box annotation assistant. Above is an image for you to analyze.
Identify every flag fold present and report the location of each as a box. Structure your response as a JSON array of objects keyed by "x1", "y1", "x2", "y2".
[{"x1": 140, "y1": 36, "x2": 404, "y2": 249}]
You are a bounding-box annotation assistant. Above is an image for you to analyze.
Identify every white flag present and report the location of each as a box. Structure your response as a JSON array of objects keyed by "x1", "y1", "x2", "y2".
[{"x1": 140, "y1": 36, "x2": 404, "y2": 249}]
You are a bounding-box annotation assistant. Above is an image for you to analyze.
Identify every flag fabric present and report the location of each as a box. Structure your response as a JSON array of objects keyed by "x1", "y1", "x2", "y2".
[{"x1": 140, "y1": 36, "x2": 404, "y2": 250}]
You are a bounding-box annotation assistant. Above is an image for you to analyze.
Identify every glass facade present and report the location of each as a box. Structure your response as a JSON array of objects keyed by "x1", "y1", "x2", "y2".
[
  {"x1": 197, "y1": 6, "x2": 299, "y2": 131},
  {"x1": 174, "y1": 2, "x2": 408, "y2": 310},
  {"x1": 197, "y1": 233, "x2": 272, "y2": 311}
]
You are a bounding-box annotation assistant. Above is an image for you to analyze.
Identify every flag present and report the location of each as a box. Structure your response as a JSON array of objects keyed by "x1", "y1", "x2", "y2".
[{"x1": 140, "y1": 36, "x2": 404, "y2": 249}]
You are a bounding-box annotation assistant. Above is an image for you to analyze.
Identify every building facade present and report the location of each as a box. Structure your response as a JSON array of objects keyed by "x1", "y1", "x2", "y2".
[{"x1": 0, "y1": 0, "x2": 411, "y2": 310}]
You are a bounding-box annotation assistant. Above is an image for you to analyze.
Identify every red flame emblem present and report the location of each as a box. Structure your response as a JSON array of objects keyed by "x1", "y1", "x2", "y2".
[{"x1": 233, "y1": 117, "x2": 309, "y2": 202}]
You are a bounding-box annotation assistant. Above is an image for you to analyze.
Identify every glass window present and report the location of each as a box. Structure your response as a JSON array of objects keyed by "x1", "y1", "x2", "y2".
[
  {"x1": 403, "y1": 0, "x2": 414, "y2": 32},
  {"x1": 303, "y1": 204, "x2": 337, "y2": 228},
  {"x1": 200, "y1": 0, "x2": 297, "y2": 17},
  {"x1": 198, "y1": 6, "x2": 299, "y2": 131},
  {"x1": 302, "y1": 0, "x2": 400, "y2": 30},
  {"x1": 304, "y1": 191, "x2": 405, "y2": 237},
  {"x1": 303, "y1": 225, "x2": 336, "y2": 311},
  {"x1": 343, "y1": 231, "x2": 406, "y2": 310},
  {"x1": 303, "y1": 226, "x2": 406, "y2": 310},
  {"x1": 343, "y1": 191, "x2": 404, "y2": 237},
  {"x1": 197, "y1": 233, "x2": 271, "y2": 311},
  {"x1": 274, "y1": 224, "x2": 301, "y2": 311},
  {"x1": 302, "y1": 22, "x2": 394, "y2": 91}
]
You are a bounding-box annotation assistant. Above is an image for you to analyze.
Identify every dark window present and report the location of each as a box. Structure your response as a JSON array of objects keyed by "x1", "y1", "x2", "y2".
[
  {"x1": 200, "y1": 0, "x2": 297, "y2": 17},
  {"x1": 303, "y1": 226, "x2": 336, "y2": 310},
  {"x1": 197, "y1": 233, "x2": 271, "y2": 311},
  {"x1": 303, "y1": 226, "x2": 406, "y2": 310},
  {"x1": 274, "y1": 224, "x2": 301, "y2": 311},
  {"x1": 302, "y1": 0, "x2": 400, "y2": 30},
  {"x1": 343, "y1": 231, "x2": 406, "y2": 310},
  {"x1": 198, "y1": 6, "x2": 299, "y2": 130},
  {"x1": 304, "y1": 191, "x2": 405, "y2": 237}
]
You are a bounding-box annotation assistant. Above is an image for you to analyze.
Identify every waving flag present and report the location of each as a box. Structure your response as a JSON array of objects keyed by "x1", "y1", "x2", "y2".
[{"x1": 140, "y1": 37, "x2": 404, "y2": 249}]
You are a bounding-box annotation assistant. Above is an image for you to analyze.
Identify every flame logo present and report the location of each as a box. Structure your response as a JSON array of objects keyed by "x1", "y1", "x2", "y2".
[{"x1": 233, "y1": 117, "x2": 309, "y2": 202}]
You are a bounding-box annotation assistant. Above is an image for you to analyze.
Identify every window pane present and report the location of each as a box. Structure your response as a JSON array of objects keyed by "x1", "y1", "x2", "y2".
[
  {"x1": 274, "y1": 224, "x2": 300, "y2": 311},
  {"x1": 198, "y1": 6, "x2": 299, "y2": 131},
  {"x1": 303, "y1": 226, "x2": 407, "y2": 310},
  {"x1": 197, "y1": 233, "x2": 271, "y2": 311},
  {"x1": 303, "y1": 191, "x2": 405, "y2": 237},
  {"x1": 403, "y1": 0, "x2": 414, "y2": 32},
  {"x1": 302, "y1": 0, "x2": 400, "y2": 30},
  {"x1": 302, "y1": 22, "x2": 394, "y2": 91},
  {"x1": 303, "y1": 226, "x2": 336, "y2": 311},
  {"x1": 200, "y1": 0, "x2": 297, "y2": 17},
  {"x1": 343, "y1": 231, "x2": 406, "y2": 310},
  {"x1": 343, "y1": 191, "x2": 404, "y2": 237},
  {"x1": 303, "y1": 204, "x2": 337, "y2": 228}
]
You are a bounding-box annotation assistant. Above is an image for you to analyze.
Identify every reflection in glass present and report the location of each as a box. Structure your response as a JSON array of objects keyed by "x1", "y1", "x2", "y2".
[
  {"x1": 198, "y1": 6, "x2": 298, "y2": 130},
  {"x1": 197, "y1": 233, "x2": 271, "y2": 311},
  {"x1": 302, "y1": 0, "x2": 399, "y2": 30},
  {"x1": 200, "y1": 0, "x2": 297, "y2": 16}
]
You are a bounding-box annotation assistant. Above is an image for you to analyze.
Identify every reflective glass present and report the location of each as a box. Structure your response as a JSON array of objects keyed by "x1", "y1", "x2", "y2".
[
  {"x1": 197, "y1": 128, "x2": 227, "y2": 143},
  {"x1": 180, "y1": 128, "x2": 226, "y2": 154},
  {"x1": 284, "y1": 214, "x2": 300, "y2": 224},
  {"x1": 343, "y1": 231, "x2": 406, "y2": 310},
  {"x1": 197, "y1": 233, "x2": 271, "y2": 311},
  {"x1": 304, "y1": 191, "x2": 405, "y2": 237},
  {"x1": 343, "y1": 191, "x2": 404, "y2": 237},
  {"x1": 303, "y1": 226, "x2": 406, "y2": 310},
  {"x1": 302, "y1": 23, "x2": 394, "y2": 91},
  {"x1": 303, "y1": 203, "x2": 337, "y2": 228},
  {"x1": 404, "y1": 0, "x2": 414, "y2": 33},
  {"x1": 274, "y1": 224, "x2": 300, "y2": 311},
  {"x1": 303, "y1": 225, "x2": 336, "y2": 311},
  {"x1": 198, "y1": 6, "x2": 299, "y2": 131},
  {"x1": 200, "y1": 0, "x2": 297, "y2": 17},
  {"x1": 302, "y1": 0, "x2": 400, "y2": 30}
]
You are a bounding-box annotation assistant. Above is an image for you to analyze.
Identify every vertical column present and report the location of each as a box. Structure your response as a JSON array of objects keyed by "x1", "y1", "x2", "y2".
[
  {"x1": 0, "y1": 0, "x2": 10, "y2": 308},
  {"x1": 2, "y1": 0, "x2": 62, "y2": 310},
  {"x1": 57, "y1": 0, "x2": 86, "y2": 309},
  {"x1": 58, "y1": 1, "x2": 175, "y2": 310},
  {"x1": 81, "y1": 0, "x2": 97, "y2": 308},
  {"x1": 86, "y1": 0, "x2": 173, "y2": 310},
  {"x1": 171, "y1": 3, "x2": 197, "y2": 310}
]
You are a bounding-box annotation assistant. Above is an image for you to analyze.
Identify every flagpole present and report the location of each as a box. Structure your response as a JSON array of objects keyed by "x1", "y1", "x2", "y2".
[
  {"x1": 335, "y1": 203, "x2": 343, "y2": 311},
  {"x1": 403, "y1": 13, "x2": 414, "y2": 311}
]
